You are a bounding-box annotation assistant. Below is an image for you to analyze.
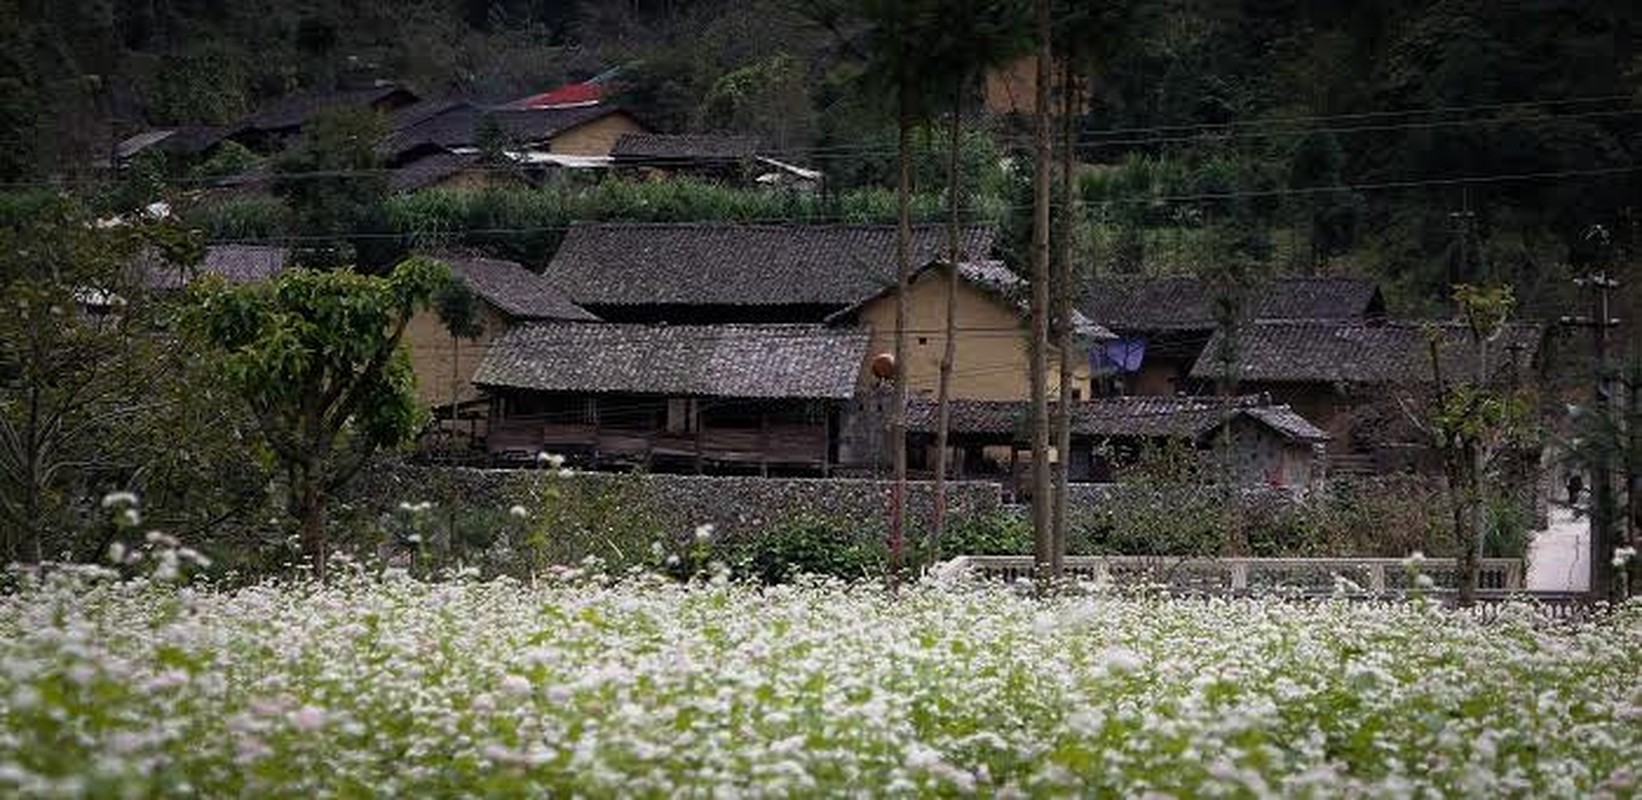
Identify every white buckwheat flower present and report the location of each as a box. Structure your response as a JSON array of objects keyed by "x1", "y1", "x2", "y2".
[
  {"x1": 499, "y1": 674, "x2": 532, "y2": 697},
  {"x1": 290, "y1": 705, "x2": 327, "y2": 731}
]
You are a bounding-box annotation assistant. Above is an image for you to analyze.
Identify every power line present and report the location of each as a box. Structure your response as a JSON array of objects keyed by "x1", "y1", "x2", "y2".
[
  {"x1": 6, "y1": 95, "x2": 1639, "y2": 190},
  {"x1": 177, "y1": 163, "x2": 1640, "y2": 245}
]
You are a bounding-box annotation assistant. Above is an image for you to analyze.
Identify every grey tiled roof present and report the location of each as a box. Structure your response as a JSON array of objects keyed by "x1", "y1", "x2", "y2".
[
  {"x1": 474, "y1": 323, "x2": 869, "y2": 399},
  {"x1": 905, "y1": 395, "x2": 1327, "y2": 442},
  {"x1": 957, "y1": 260, "x2": 1116, "y2": 340},
  {"x1": 1189, "y1": 320, "x2": 1543, "y2": 384},
  {"x1": 439, "y1": 255, "x2": 598, "y2": 321},
  {"x1": 382, "y1": 104, "x2": 631, "y2": 158},
  {"x1": 1081, "y1": 277, "x2": 1383, "y2": 331},
  {"x1": 611, "y1": 133, "x2": 761, "y2": 163},
  {"x1": 382, "y1": 105, "x2": 482, "y2": 154},
  {"x1": 114, "y1": 126, "x2": 228, "y2": 161},
  {"x1": 544, "y1": 222, "x2": 998, "y2": 307},
  {"x1": 143, "y1": 245, "x2": 290, "y2": 290},
  {"x1": 388, "y1": 100, "x2": 473, "y2": 133},
  {"x1": 489, "y1": 106, "x2": 627, "y2": 143},
  {"x1": 388, "y1": 150, "x2": 484, "y2": 191},
  {"x1": 240, "y1": 84, "x2": 418, "y2": 132}
]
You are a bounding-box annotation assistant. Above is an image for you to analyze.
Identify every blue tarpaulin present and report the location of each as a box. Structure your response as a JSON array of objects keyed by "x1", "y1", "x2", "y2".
[{"x1": 1092, "y1": 337, "x2": 1146, "y2": 374}]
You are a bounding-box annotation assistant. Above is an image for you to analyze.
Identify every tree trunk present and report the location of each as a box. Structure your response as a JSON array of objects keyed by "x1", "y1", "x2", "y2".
[
  {"x1": 933, "y1": 78, "x2": 963, "y2": 565},
  {"x1": 1030, "y1": 0, "x2": 1055, "y2": 586},
  {"x1": 1628, "y1": 369, "x2": 1640, "y2": 597},
  {"x1": 294, "y1": 465, "x2": 329, "y2": 582},
  {"x1": 1455, "y1": 453, "x2": 1481, "y2": 606},
  {"x1": 1051, "y1": 56, "x2": 1076, "y2": 578},
  {"x1": 889, "y1": 78, "x2": 912, "y2": 584},
  {"x1": 21, "y1": 384, "x2": 43, "y2": 565},
  {"x1": 448, "y1": 333, "x2": 460, "y2": 562}
]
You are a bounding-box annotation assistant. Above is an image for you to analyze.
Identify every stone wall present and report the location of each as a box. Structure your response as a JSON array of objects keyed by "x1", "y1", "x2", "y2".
[{"x1": 348, "y1": 461, "x2": 1007, "y2": 543}]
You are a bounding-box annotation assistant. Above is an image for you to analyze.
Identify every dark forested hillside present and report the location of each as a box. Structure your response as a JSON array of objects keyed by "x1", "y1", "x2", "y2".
[{"x1": 3, "y1": 0, "x2": 1638, "y2": 312}]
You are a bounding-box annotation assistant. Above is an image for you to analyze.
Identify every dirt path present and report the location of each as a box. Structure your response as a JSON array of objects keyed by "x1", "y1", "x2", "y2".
[{"x1": 1526, "y1": 506, "x2": 1589, "y2": 592}]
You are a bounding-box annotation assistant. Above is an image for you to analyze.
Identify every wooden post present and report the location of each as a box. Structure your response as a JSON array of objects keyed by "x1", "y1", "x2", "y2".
[
  {"x1": 591, "y1": 396, "x2": 601, "y2": 466},
  {"x1": 821, "y1": 404, "x2": 832, "y2": 478},
  {"x1": 759, "y1": 406, "x2": 770, "y2": 478},
  {"x1": 693, "y1": 399, "x2": 705, "y2": 475},
  {"x1": 1009, "y1": 446, "x2": 1019, "y2": 503}
]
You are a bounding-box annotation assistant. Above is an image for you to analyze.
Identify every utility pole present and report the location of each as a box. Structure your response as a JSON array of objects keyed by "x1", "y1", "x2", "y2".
[
  {"x1": 1562, "y1": 251, "x2": 1622, "y2": 600},
  {"x1": 1448, "y1": 194, "x2": 1476, "y2": 290}
]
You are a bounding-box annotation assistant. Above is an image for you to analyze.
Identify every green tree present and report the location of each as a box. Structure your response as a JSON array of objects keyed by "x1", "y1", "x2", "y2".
[
  {"x1": 1421, "y1": 284, "x2": 1535, "y2": 605},
  {"x1": 0, "y1": 196, "x2": 201, "y2": 563},
  {"x1": 186, "y1": 256, "x2": 449, "y2": 580},
  {"x1": 271, "y1": 108, "x2": 393, "y2": 270},
  {"x1": 1287, "y1": 131, "x2": 1359, "y2": 272},
  {"x1": 700, "y1": 53, "x2": 816, "y2": 151}
]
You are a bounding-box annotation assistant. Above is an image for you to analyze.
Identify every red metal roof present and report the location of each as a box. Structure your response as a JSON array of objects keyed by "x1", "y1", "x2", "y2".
[{"x1": 509, "y1": 82, "x2": 603, "y2": 109}]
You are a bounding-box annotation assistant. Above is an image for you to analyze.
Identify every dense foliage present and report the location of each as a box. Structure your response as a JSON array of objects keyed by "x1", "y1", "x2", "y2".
[
  {"x1": 1, "y1": 565, "x2": 1639, "y2": 796},
  {"x1": 5, "y1": 2, "x2": 1635, "y2": 305},
  {"x1": 0, "y1": 197, "x2": 273, "y2": 566},
  {"x1": 185, "y1": 257, "x2": 449, "y2": 579}
]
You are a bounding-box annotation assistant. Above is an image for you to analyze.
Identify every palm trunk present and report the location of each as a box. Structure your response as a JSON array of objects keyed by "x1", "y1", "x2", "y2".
[
  {"x1": 1051, "y1": 57, "x2": 1075, "y2": 577},
  {"x1": 889, "y1": 80, "x2": 912, "y2": 584},
  {"x1": 933, "y1": 78, "x2": 963, "y2": 565},
  {"x1": 1030, "y1": 0, "x2": 1055, "y2": 586}
]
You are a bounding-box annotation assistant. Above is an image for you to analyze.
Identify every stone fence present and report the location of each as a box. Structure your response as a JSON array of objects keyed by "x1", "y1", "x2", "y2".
[{"x1": 349, "y1": 461, "x2": 1006, "y2": 542}]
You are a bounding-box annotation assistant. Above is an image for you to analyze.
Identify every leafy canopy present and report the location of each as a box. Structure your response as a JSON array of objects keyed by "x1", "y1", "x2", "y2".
[{"x1": 188, "y1": 257, "x2": 450, "y2": 460}]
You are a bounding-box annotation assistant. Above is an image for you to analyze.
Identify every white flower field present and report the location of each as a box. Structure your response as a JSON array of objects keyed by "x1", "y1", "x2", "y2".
[{"x1": 2, "y1": 567, "x2": 1640, "y2": 798}]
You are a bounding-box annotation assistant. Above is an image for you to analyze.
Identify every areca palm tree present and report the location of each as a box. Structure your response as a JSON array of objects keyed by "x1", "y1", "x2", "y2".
[
  {"x1": 802, "y1": 0, "x2": 944, "y2": 580},
  {"x1": 1049, "y1": 1, "x2": 1130, "y2": 575},
  {"x1": 923, "y1": 0, "x2": 1032, "y2": 563}
]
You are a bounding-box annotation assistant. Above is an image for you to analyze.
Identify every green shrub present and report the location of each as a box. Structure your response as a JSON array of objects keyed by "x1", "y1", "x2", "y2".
[
  {"x1": 730, "y1": 514, "x2": 885, "y2": 585},
  {"x1": 525, "y1": 471, "x2": 671, "y2": 573},
  {"x1": 937, "y1": 512, "x2": 1032, "y2": 559},
  {"x1": 183, "y1": 195, "x2": 292, "y2": 240}
]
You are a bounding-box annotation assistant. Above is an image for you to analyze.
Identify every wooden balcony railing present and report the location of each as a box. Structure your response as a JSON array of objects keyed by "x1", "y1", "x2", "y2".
[{"x1": 487, "y1": 415, "x2": 829, "y2": 467}]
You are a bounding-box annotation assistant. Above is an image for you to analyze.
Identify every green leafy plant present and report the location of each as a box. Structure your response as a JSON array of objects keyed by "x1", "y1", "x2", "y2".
[{"x1": 185, "y1": 256, "x2": 449, "y2": 580}]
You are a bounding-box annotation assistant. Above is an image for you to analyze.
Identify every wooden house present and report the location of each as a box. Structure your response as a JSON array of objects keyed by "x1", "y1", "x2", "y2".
[
  {"x1": 472, "y1": 323, "x2": 869, "y2": 475},
  {"x1": 403, "y1": 255, "x2": 598, "y2": 416},
  {"x1": 1187, "y1": 320, "x2": 1544, "y2": 474},
  {"x1": 827, "y1": 259, "x2": 1113, "y2": 402},
  {"x1": 902, "y1": 395, "x2": 1329, "y2": 492},
  {"x1": 1079, "y1": 276, "x2": 1386, "y2": 396}
]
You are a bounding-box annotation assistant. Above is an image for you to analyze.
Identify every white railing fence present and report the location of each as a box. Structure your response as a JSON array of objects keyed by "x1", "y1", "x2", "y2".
[{"x1": 937, "y1": 555, "x2": 1525, "y2": 596}]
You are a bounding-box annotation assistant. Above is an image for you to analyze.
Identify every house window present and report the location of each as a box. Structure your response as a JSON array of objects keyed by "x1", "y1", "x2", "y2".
[
  {"x1": 917, "y1": 336, "x2": 929, "y2": 345},
  {"x1": 1071, "y1": 389, "x2": 1082, "y2": 401}
]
